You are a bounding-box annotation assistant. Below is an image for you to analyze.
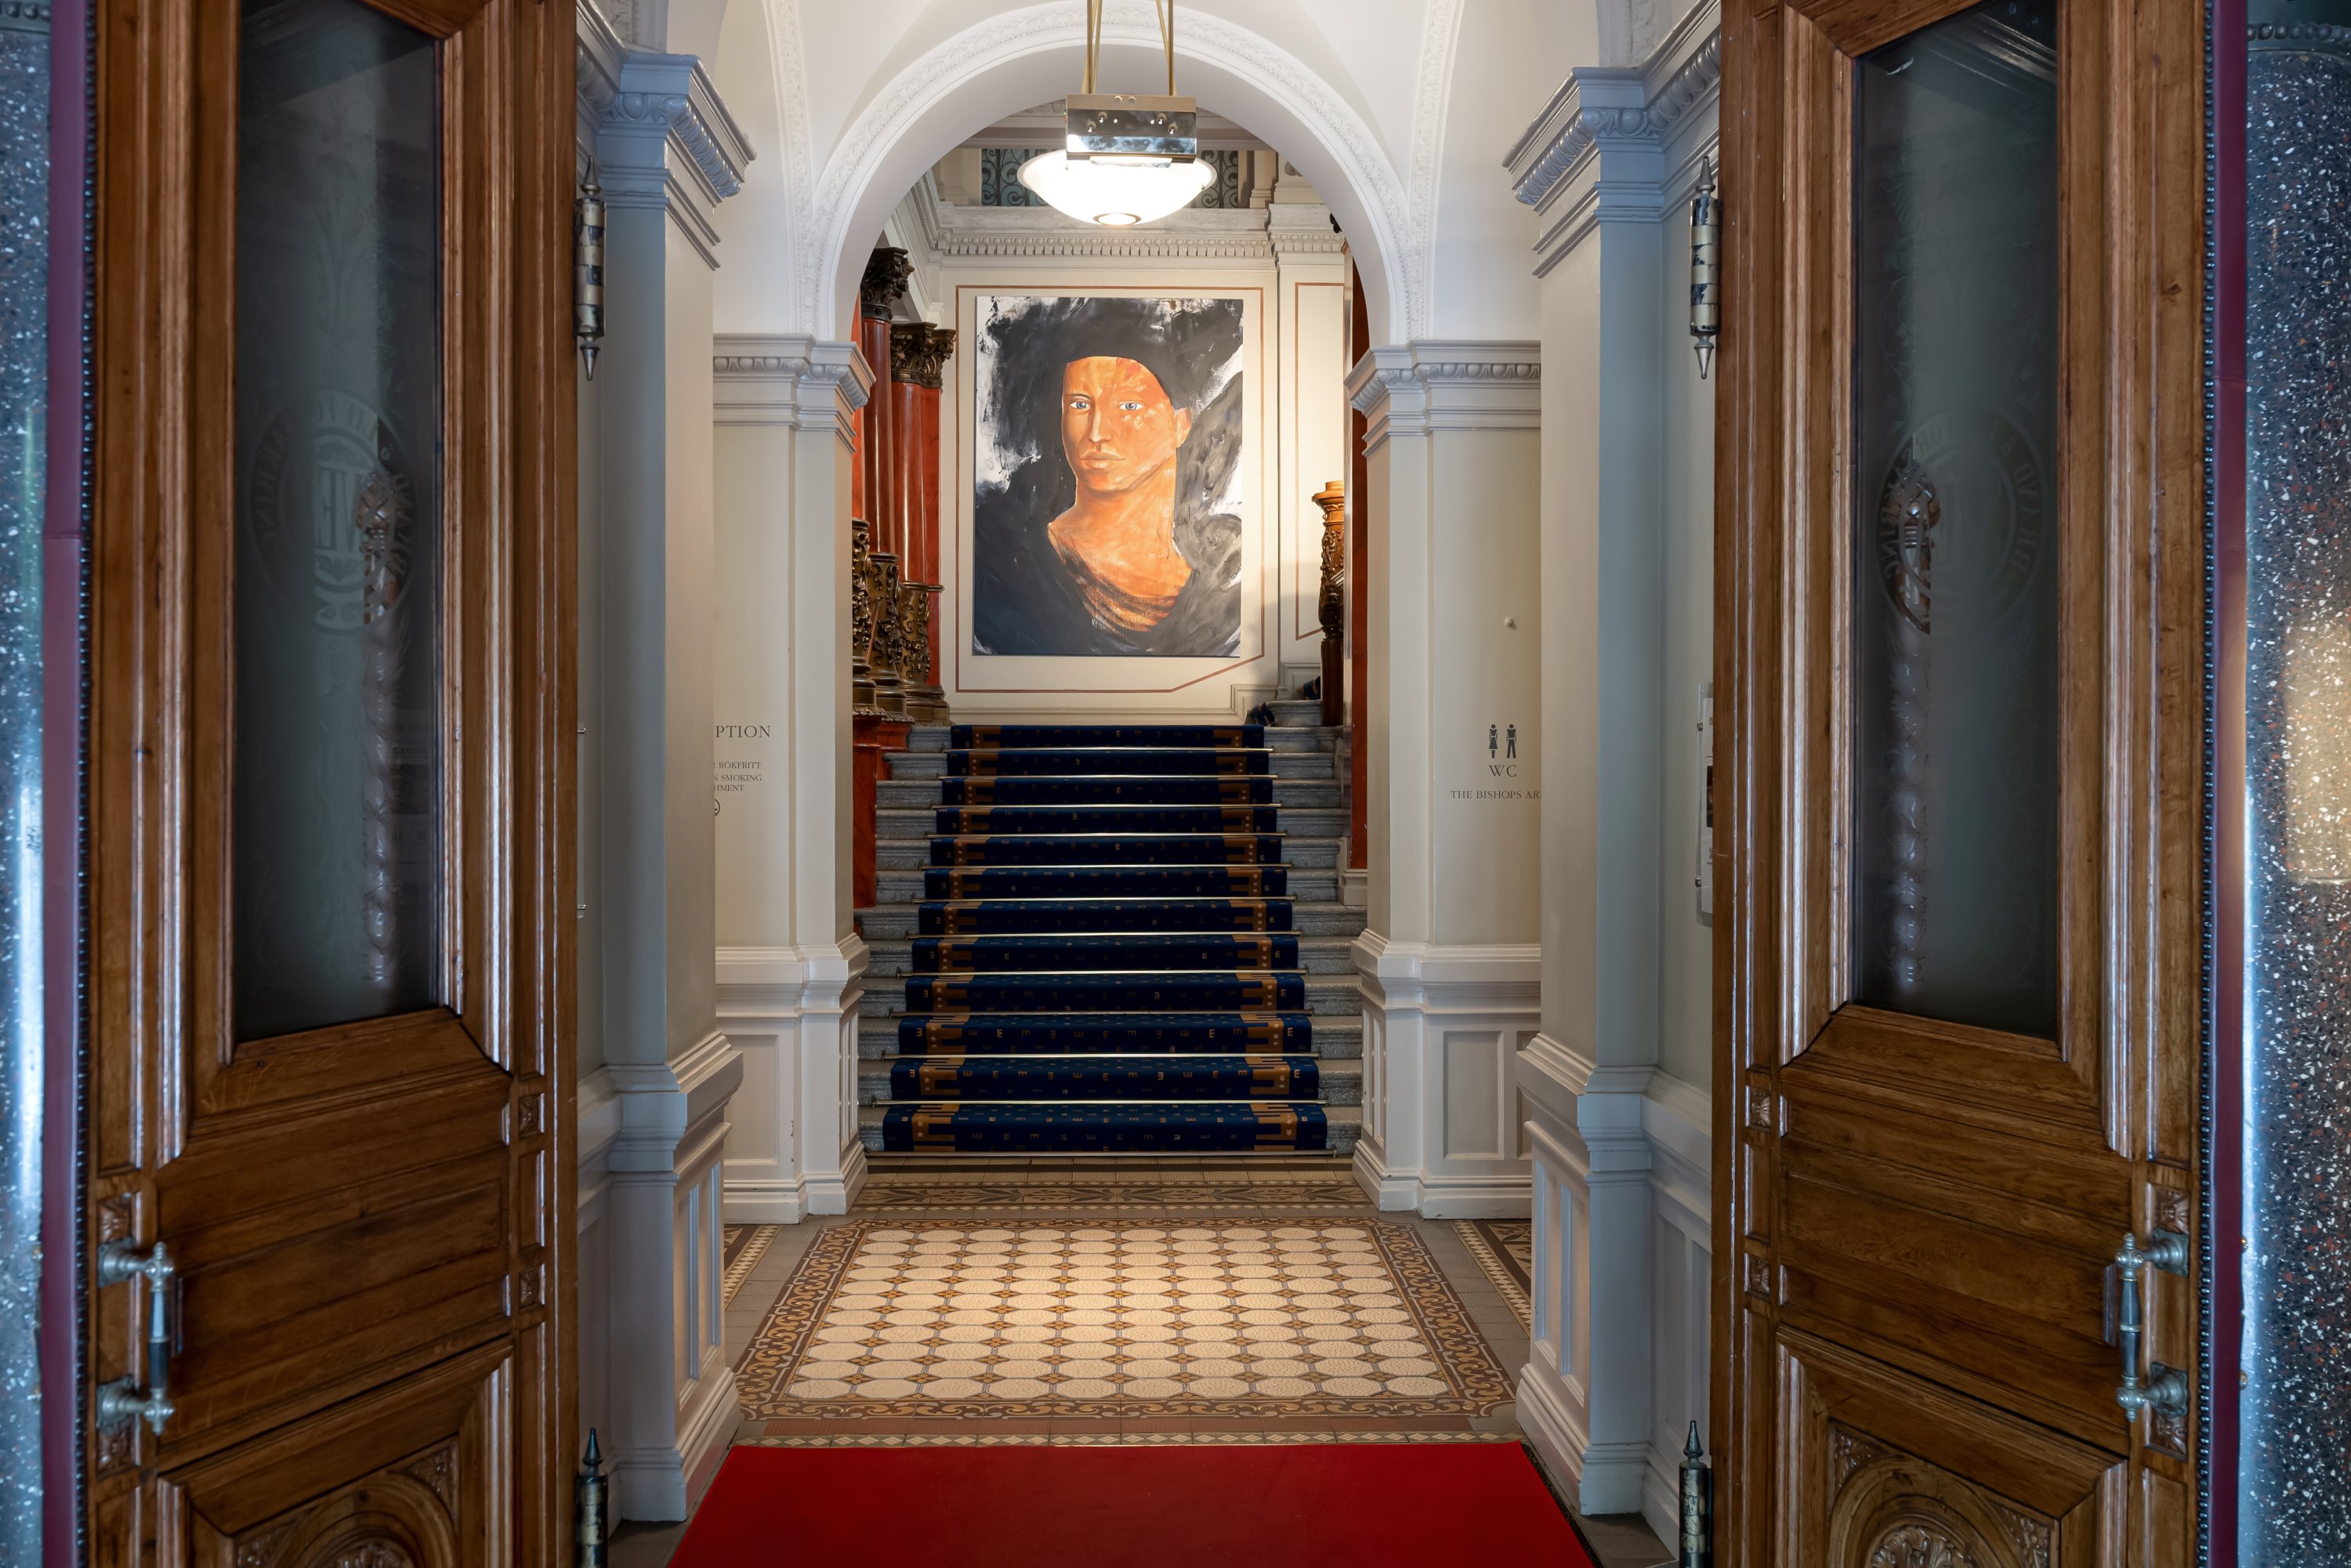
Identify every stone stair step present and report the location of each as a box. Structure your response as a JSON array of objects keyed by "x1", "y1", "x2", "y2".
[
  {"x1": 858, "y1": 1057, "x2": 1363, "y2": 1106},
  {"x1": 853, "y1": 899, "x2": 1364, "y2": 941},
  {"x1": 874, "y1": 865, "x2": 1342, "y2": 902},
  {"x1": 853, "y1": 1102, "x2": 1362, "y2": 1153},
  {"x1": 859, "y1": 933, "x2": 1358, "y2": 979},
  {"x1": 886, "y1": 750, "x2": 1334, "y2": 780},
  {"x1": 857, "y1": 970, "x2": 1364, "y2": 1019},
  {"x1": 1266, "y1": 698, "x2": 1325, "y2": 727},
  {"x1": 875, "y1": 806, "x2": 1326, "y2": 841},
  {"x1": 877, "y1": 776, "x2": 1342, "y2": 811},
  {"x1": 875, "y1": 835, "x2": 1335, "y2": 871},
  {"x1": 855, "y1": 1016, "x2": 1364, "y2": 1059}
]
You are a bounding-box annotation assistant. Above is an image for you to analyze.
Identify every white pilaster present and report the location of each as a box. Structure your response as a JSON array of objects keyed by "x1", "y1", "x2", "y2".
[
  {"x1": 712, "y1": 336, "x2": 872, "y2": 1223},
  {"x1": 578, "y1": 41, "x2": 753, "y2": 1521},
  {"x1": 1505, "y1": 2, "x2": 1720, "y2": 1528},
  {"x1": 1346, "y1": 342, "x2": 1542, "y2": 1217}
]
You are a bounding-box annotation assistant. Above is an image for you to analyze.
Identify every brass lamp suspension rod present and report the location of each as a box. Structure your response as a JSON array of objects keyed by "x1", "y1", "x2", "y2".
[{"x1": 1078, "y1": 0, "x2": 1177, "y2": 98}]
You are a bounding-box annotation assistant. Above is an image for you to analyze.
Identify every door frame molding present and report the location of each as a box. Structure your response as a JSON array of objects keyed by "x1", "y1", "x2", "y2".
[
  {"x1": 1710, "y1": 0, "x2": 2208, "y2": 1553},
  {"x1": 82, "y1": 0, "x2": 578, "y2": 1548}
]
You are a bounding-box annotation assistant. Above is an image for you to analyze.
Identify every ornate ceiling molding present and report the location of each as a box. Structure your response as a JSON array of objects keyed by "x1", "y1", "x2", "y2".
[
  {"x1": 1404, "y1": 0, "x2": 1465, "y2": 335},
  {"x1": 915, "y1": 201, "x2": 1331, "y2": 264},
  {"x1": 798, "y1": 2, "x2": 1417, "y2": 339}
]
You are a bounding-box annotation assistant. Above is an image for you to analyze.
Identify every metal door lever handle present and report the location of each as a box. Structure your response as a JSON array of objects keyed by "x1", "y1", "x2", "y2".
[
  {"x1": 95, "y1": 1239, "x2": 176, "y2": 1436},
  {"x1": 2114, "y1": 1229, "x2": 2188, "y2": 1421}
]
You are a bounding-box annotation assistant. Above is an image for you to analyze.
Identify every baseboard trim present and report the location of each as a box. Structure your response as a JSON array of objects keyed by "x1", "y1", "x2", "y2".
[
  {"x1": 1350, "y1": 1140, "x2": 1419, "y2": 1211},
  {"x1": 1643, "y1": 1443, "x2": 1683, "y2": 1551},
  {"x1": 1574, "y1": 1436, "x2": 1654, "y2": 1516},
  {"x1": 1411, "y1": 1169, "x2": 1533, "y2": 1220},
  {"x1": 1349, "y1": 1132, "x2": 1529, "y2": 1218},
  {"x1": 674, "y1": 1364, "x2": 741, "y2": 1512},
  {"x1": 723, "y1": 1175, "x2": 807, "y2": 1225},
  {"x1": 1515, "y1": 1356, "x2": 1586, "y2": 1497},
  {"x1": 807, "y1": 1140, "x2": 868, "y2": 1215}
]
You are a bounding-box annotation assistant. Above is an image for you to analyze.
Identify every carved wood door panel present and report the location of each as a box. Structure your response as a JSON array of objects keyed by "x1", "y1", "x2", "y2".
[
  {"x1": 1712, "y1": 0, "x2": 2204, "y2": 1557},
  {"x1": 85, "y1": 0, "x2": 574, "y2": 1555}
]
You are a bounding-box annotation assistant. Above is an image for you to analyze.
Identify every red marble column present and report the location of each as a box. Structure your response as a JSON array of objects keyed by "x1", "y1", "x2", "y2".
[
  {"x1": 853, "y1": 248, "x2": 914, "y2": 914},
  {"x1": 856, "y1": 248, "x2": 909, "y2": 552},
  {"x1": 1347, "y1": 268, "x2": 1371, "y2": 873},
  {"x1": 890, "y1": 323, "x2": 955, "y2": 718}
]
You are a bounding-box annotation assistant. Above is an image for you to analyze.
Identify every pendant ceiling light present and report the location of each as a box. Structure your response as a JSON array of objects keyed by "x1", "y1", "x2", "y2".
[{"x1": 1018, "y1": 0, "x2": 1213, "y2": 226}]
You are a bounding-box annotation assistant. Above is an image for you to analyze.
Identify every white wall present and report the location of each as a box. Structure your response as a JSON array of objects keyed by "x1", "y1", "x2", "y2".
[
  {"x1": 1348, "y1": 345, "x2": 1544, "y2": 1219},
  {"x1": 1506, "y1": 0, "x2": 1719, "y2": 1536},
  {"x1": 573, "y1": 5, "x2": 755, "y2": 1518}
]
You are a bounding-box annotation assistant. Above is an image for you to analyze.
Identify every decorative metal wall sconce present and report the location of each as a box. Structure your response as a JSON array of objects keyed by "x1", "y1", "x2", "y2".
[
  {"x1": 1313, "y1": 480, "x2": 1346, "y2": 727},
  {"x1": 850, "y1": 516, "x2": 878, "y2": 712},
  {"x1": 574, "y1": 161, "x2": 607, "y2": 380},
  {"x1": 868, "y1": 551, "x2": 907, "y2": 717},
  {"x1": 1688, "y1": 158, "x2": 1720, "y2": 380},
  {"x1": 900, "y1": 580, "x2": 949, "y2": 722}
]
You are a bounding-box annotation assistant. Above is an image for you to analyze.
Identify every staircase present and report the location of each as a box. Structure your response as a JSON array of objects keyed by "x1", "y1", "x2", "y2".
[{"x1": 857, "y1": 697, "x2": 1365, "y2": 1154}]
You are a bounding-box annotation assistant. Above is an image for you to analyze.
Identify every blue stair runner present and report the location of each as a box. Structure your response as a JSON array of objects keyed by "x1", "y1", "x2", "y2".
[{"x1": 863, "y1": 715, "x2": 1357, "y2": 1154}]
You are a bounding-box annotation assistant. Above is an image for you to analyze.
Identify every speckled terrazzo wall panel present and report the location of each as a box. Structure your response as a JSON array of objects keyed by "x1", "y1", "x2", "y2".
[
  {"x1": 0, "y1": 5, "x2": 46, "y2": 1561},
  {"x1": 2242, "y1": 24, "x2": 2351, "y2": 1561}
]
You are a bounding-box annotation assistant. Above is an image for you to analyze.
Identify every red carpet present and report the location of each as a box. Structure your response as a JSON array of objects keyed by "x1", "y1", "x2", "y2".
[{"x1": 671, "y1": 1442, "x2": 1595, "y2": 1567}]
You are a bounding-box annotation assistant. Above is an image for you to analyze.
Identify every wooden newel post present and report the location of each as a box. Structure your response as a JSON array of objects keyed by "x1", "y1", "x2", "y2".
[{"x1": 1314, "y1": 480, "x2": 1346, "y2": 726}]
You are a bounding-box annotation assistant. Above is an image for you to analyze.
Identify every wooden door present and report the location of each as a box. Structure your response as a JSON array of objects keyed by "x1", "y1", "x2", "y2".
[
  {"x1": 85, "y1": 0, "x2": 575, "y2": 1555},
  {"x1": 1711, "y1": 0, "x2": 2205, "y2": 1556}
]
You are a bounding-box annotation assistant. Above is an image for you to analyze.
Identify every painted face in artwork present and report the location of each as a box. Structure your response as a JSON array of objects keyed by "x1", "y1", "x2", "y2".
[{"x1": 1060, "y1": 357, "x2": 1194, "y2": 496}]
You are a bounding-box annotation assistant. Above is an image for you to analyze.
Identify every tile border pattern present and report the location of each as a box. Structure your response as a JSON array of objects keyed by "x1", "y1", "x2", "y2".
[
  {"x1": 722, "y1": 1224, "x2": 781, "y2": 1304},
  {"x1": 852, "y1": 1178, "x2": 1375, "y2": 1211},
  {"x1": 1453, "y1": 1219, "x2": 1533, "y2": 1330},
  {"x1": 737, "y1": 1216, "x2": 1515, "y2": 1421},
  {"x1": 741, "y1": 1429, "x2": 1523, "y2": 1449}
]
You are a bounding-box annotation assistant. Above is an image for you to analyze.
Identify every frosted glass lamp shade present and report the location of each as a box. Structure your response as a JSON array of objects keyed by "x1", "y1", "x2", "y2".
[{"x1": 1015, "y1": 151, "x2": 1215, "y2": 226}]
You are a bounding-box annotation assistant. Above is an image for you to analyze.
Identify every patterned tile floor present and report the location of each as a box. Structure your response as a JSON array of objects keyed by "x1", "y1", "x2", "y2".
[
  {"x1": 613, "y1": 1169, "x2": 1668, "y2": 1568},
  {"x1": 739, "y1": 1218, "x2": 1512, "y2": 1423}
]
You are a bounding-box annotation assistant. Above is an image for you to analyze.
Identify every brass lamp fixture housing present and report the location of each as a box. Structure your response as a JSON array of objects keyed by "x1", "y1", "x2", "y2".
[
  {"x1": 1017, "y1": 1, "x2": 1212, "y2": 226},
  {"x1": 1065, "y1": 94, "x2": 1198, "y2": 161}
]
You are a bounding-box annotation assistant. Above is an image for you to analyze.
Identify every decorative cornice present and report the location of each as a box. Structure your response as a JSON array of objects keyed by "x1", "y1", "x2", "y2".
[
  {"x1": 599, "y1": 53, "x2": 752, "y2": 209},
  {"x1": 712, "y1": 335, "x2": 870, "y2": 439},
  {"x1": 1505, "y1": 0, "x2": 1722, "y2": 212},
  {"x1": 1346, "y1": 341, "x2": 1541, "y2": 448},
  {"x1": 574, "y1": 0, "x2": 625, "y2": 147},
  {"x1": 673, "y1": 67, "x2": 753, "y2": 203},
  {"x1": 0, "y1": 0, "x2": 53, "y2": 34},
  {"x1": 802, "y1": 2, "x2": 1418, "y2": 337},
  {"x1": 920, "y1": 202, "x2": 1302, "y2": 263}
]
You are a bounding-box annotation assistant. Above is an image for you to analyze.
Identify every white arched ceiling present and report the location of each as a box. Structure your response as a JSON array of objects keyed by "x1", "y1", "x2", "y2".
[
  {"x1": 699, "y1": 0, "x2": 1574, "y2": 346},
  {"x1": 810, "y1": 2, "x2": 1417, "y2": 341}
]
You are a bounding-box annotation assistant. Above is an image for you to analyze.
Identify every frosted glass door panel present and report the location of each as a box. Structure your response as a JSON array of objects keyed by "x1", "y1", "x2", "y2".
[
  {"x1": 1849, "y1": 0, "x2": 2062, "y2": 1038},
  {"x1": 233, "y1": 0, "x2": 444, "y2": 1041}
]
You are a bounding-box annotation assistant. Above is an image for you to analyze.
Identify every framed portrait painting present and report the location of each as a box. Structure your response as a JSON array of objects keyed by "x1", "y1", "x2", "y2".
[{"x1": 958, "y1": 288, "x2": 1266, "y2": 689}]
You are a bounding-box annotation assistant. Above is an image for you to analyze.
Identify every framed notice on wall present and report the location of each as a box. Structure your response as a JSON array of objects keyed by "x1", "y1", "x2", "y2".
[{"x1": 954, "y1": 285, "x2": 1267, "y2": 700}]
